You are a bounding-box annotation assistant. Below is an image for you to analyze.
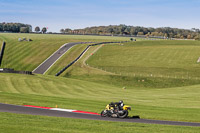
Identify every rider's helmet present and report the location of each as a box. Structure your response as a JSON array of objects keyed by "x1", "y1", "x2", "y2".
[
  {"x1": 119, "y1": 100, "x2": 124, "y2": 108},
  {"x1": 119, "y1": 100, "x2": 123, "y2": 104}
]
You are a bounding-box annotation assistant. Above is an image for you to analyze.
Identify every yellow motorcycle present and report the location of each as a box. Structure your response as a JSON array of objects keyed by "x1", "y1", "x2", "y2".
[{"x1": 101, "y1": 103, "x2": 131, "y2": 118}]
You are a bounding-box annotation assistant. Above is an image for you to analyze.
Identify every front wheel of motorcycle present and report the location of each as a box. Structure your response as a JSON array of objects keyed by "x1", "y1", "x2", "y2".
[
  {"x1": 118, "y1": 110, "x2": 128, "y2": 119},
  {"x1": 101, "y1": 110, "x2": 107, "y2": 117}
]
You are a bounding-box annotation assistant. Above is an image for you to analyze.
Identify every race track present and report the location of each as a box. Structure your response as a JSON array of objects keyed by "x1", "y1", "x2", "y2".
[
  {"x1": 0, "y1": 103, "x2": 200, "y2": 127},
  {"x1": 32, "y1": 42, "x2": 90, "y2": 74}
]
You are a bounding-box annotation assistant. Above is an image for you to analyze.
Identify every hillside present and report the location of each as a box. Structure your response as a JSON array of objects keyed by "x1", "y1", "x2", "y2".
[
  {"x1": 0, "y1": 33, "x2": 130, "y2": 71},
  {"x1": 1, "y1": 73, "x2": 200, "y2": 122},
  {"x1": 51, "y1": 40, "x2": 200, "y2": 88},
  {"x1": 0, "y1": 33, "x2": 200, "y2": 124}
]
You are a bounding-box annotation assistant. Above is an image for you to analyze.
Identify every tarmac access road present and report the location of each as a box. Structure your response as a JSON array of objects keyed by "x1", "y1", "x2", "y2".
[
  {"x1": 32, "y1": 42, "x2": 91, "y2": 74},
  {"x1": 0, "y1": 103, "x2": 200, "y2": 127}
]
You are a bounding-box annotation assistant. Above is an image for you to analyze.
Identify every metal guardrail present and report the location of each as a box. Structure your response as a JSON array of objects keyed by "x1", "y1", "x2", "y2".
[
  {"x1": 55, "y1": 41, "x2": 129, "y2": 76},
  {"x1": 0, "y1": 68, "x2": 33, "y2": 75},
  {"x1": 0, "y1": 41, "x2": 6, "y2": 66}
]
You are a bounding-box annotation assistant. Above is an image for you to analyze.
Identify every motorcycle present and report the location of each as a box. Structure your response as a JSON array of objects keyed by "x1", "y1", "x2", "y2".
[{"x1": 100, "y1": 104, "x2": 131, "y2": 118}]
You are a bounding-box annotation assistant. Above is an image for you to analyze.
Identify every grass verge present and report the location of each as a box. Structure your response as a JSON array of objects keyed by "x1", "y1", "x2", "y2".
[{"x1": 0, "y1": 112, "x2": 200, "y2": 133}]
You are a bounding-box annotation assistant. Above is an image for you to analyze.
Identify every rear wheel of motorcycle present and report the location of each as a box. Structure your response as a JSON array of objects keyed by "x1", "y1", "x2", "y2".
[
  {"x1": 101, "y1": 110, "x2": 107, "y2": 117},
  {"x1": 118, "y1": 110, "x2": 128, "y2": 119}
]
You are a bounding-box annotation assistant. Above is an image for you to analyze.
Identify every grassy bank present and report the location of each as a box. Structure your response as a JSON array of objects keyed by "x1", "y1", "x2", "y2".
[
  {"x1": 0, "y1": 73, "x2": 200, "y2": 122},
  {"x1": 87, "y1": 40, "x2": 200, "y2": 78},
  {"x1": 0, "y1": 33, "x2": 130, "y2": 71},
  {"x1": 1, "y1": 112, "x2": 199, "y2": 133},
  {"x1": 73, "y1": 40, "x2": 200, "y2": 88}
]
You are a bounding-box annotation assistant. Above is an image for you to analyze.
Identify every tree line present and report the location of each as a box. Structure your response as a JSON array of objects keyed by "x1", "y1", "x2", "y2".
[
  {"x1": 0, "y1": 22, "x2": 48, "y2": 34},
  {"x1": 1, "y1": 22, "x2": 199, "y2": 39},
  {"x1": 60, "y1": 25, "x2": 200, "y2": 40},
  {"x1": 0, "y1": 22, "x2": 32, "y2": 33},
  {"x1": 34, "y1": 26, "x2": 47, "y2": 33}
]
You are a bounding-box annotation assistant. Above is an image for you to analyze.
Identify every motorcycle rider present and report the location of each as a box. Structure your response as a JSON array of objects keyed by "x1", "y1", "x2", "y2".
[
  {"x1": 116, "y1": 100, "x2": 124, "y2": 110},
  {"x1": 109, "y1": 100, "x2": 124, "y2": 112},
  {"x1": 101, "y1": 100, "x2": 130, "y2": 118}
]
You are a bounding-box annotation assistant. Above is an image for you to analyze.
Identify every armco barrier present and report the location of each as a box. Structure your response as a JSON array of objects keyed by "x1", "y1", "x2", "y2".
[
  {"x1": 55, "y1": 41, "x2": 129, "y2": 76},
  {"x1": 0, "y1": 41, "x2": 6, "y2": 66},
  {"x1": 0, "y1": 68, "x2": 33, "y2": 75}
]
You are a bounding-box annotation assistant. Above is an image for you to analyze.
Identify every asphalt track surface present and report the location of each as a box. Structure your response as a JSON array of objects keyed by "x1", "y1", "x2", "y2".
[
  {"x1": 0, "y1": 103, "x2": 200, "y2": 127},
  {"x1": 32, "y1": 42, "x2": 90, "y2": 74}
]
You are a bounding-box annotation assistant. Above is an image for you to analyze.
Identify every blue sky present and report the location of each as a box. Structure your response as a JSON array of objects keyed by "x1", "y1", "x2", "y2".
[{"x1": 0, "y1": 0, "x2": 200, "y2": 32}]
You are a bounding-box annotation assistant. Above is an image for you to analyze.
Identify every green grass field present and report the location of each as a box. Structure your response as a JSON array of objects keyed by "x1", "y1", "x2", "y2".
[
  {"x1": 1, "y1": 112, "x2": 199, "y2": 133},
  {"x1": 77, "y1": 40, "x2": 200, "y2": 88},
  {"x1": 1, "y1": 73, "x2": 200, "y2": 123},
  {"x1": 87, "y1": 40, "x2": 200, "y2": 78},
  {"x1": 1, "y1": 33, "x2": 200, "y2": 132}
]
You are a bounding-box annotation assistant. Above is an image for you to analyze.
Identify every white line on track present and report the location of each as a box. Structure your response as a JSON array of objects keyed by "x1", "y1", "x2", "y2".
[
  {"x1": 32, "y1": 43, "x2": 69, "y2": 73},
  {"x1": 50, "y1": 108, "x2": 76, "y2": 112},
  {"x1": 43, "y1": 46, "x2": 75, "y2": 75}
]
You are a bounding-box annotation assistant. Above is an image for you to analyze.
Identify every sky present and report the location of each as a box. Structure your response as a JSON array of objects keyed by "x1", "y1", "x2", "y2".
[{"x1": 0, "y1": 0, "x2": 200, "y2": 32}]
